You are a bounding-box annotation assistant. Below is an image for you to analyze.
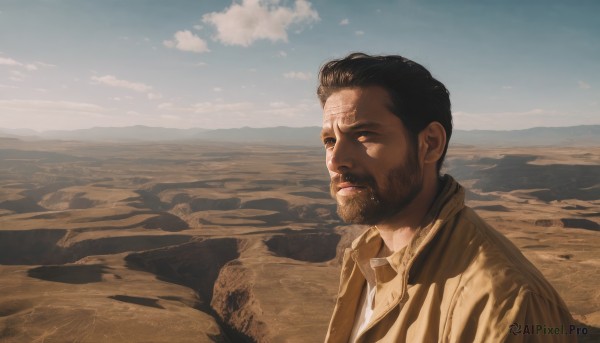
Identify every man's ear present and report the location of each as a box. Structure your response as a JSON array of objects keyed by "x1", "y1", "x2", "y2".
[{"x1": 418, "y1": 122, "x2": 447, "y2": 165}]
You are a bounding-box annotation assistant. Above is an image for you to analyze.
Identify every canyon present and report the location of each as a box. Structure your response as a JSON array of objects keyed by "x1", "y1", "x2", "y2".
[{"x1": 0, "y1": 138, "x2": 598, "y2": 342}]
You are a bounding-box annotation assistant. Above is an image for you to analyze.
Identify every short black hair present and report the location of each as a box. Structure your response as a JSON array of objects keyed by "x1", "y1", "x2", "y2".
[{"x1": 317, "y1": 52, "x2": 452, "y2": 173}]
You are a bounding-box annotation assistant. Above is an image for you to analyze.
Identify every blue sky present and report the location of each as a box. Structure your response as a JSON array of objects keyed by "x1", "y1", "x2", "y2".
[{"x1": 0, "y1": 0, "x2": 598, "y2": 131}]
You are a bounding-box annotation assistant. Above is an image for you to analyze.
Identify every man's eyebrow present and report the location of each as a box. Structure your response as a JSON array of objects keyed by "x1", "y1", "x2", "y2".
[
  {"x1": 345, "y1": 121, "x2": 383, "y2": 131},
  {"x1": 321, "y1": 121, "x2": 383, "y2": 140}
]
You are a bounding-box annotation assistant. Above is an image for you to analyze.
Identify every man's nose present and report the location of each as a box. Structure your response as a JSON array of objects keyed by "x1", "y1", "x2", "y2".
[{"x1": 326, "y1": 137, "x2": 354, "y2": 173}]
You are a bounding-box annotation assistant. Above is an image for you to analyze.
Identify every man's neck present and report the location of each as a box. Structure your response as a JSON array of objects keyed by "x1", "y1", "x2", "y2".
[{"x1": 376, "y1": 176, "x2": 442, "y2": 253}]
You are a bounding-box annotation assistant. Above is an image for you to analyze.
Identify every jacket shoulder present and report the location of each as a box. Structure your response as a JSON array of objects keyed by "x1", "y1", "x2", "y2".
[
  {"x1": 442, "y1": 208, "x2": 575, "y2": 341},
  {"x1": 455, "y1": 207, "x2": 554, "y2": 293}
]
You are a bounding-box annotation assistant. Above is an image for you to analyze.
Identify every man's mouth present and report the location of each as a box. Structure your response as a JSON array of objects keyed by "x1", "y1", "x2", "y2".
[{"x1": 336, "y1": 182, "x2": 366, "y2": 195}]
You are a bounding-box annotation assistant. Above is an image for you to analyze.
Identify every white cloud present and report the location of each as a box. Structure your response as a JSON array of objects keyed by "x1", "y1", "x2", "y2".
[
  {"x1": 161, "y1": 114, "x2": 182, "y2": 120},
  {"x1": 158, "y1": 101, "x2": 253, "y2": 113},
  {"x1": 147, "y1": 92, "x2": 163, "y2": 100},
  {"x1": 158, "y1": 102, "x2": 174, "y2": 110},
  {"x1": 9, "y1": 70, "x2": 25, "y2": 82},
  {"x1": 0, "y1": 57, "x2": 21, "y2": 67},
  {"x1": 163, "y1": 30, "x2": 210, "y2": 53},
  {"x1": 269, "y1": 101, "x2": 287, "y2": 108},
  {"x1": 278, "y1": 50, "x2": 288, "y2": 57},
  {"x1": 34, "y1": 61, "x2": 56, "y2": 68},
  {"x1": 283, "y1": 71, "x2": 312, "y2": 80},
  {"x1": 154, "y1": 98, "x2": 321, "y2": 128},
  {"x1": 355, "y1": 30, "x2": 364, "y2": 36},
  {"x1": 578, "y1": 81, "x2": 591, "y2": 89},
  {"x1": 0, "y1": 56, "x2": 51, "y2": 71},
  {"x1": 0, "y1": 99, "x2": 104, "y2": 113},
  {"x1": 339, "y1": 18, "x2": 349, "y2": 25},
  {"x1": 260, "y1": 98, "x2": 320, "y2": 120},
  {"x1": 91, "y1": 75, "x2": 153, "y2": 93},
  {"x1": 202, "y1": 0, "x2": 320, "y2": 47},
  {"x1": 191, "y1": 101, "x2": 254, "y2": 113},
  {"x1": 213, "y1": 87, "x2": 223, "y2": 92},
  {"x1": 193, "y1": 24, "x2": 203, "y2": 31}
]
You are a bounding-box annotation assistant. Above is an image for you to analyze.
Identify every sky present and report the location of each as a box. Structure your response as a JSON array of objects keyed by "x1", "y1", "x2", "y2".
[{"x1": 0, "y1": 0, "x2": 598, "y2": 131}]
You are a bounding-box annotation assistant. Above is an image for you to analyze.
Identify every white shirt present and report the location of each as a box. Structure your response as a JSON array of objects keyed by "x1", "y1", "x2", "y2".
[{"x1": 348, "y1": 257, "x2": 390, "y2": 342}]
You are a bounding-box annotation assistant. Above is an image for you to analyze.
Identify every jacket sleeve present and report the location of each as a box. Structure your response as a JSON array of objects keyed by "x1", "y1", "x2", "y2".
[
  {"x1": 504, "y1": 290, "x2": 578, "y2": 343},
  {"x1": 446, "y1": 287, "x2": 577, "y2": 343}
]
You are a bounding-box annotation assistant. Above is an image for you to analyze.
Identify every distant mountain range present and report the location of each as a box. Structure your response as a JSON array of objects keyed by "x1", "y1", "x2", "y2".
[
  {"x1": 1, "y1": 125, "x2": 598, "y2": 147},
  {"x1": 0, "y1": 126, "x2": 210, "y2": 142},
  {"x1": 450, "y1": 125, "x2": 600, "y2": 147}
]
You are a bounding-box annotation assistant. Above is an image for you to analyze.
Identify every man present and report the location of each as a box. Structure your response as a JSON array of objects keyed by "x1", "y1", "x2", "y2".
[{"x1": 318, "y1": 53, "x2": 575, "y2": 342}]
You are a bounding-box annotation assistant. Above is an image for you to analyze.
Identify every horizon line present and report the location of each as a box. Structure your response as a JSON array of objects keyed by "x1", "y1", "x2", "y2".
[{"x1": 1, "y1": 123, "x2": 599, "y2": 134}]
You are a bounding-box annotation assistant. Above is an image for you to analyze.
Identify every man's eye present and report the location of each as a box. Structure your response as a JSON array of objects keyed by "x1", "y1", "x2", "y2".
[{"x1": 323, "y1": 138, "x2": 335, "y2": 147}]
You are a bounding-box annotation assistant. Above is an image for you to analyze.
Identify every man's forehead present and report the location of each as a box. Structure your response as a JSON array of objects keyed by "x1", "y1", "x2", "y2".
[
  {"x1": 322, "y1": 103, "x2": 358, "y2": 125},
  {"x1": 321, "y1": 86, "x2": 393, "y2": 127}
]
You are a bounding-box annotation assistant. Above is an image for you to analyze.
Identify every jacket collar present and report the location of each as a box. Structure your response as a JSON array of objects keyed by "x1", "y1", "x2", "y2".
[{"x1": 349, "y1": 174, "x2": 465, "y2": 301}]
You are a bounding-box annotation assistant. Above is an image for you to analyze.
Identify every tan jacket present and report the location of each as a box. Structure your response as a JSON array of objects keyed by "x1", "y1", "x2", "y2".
[{"x1": 325, "y1": 176, "x2": 576, "y2": 343}]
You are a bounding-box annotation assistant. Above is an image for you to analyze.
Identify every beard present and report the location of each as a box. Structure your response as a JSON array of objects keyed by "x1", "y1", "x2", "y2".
[{"x1": 330, "y1": 149, "x2": 423, "y2": 225}]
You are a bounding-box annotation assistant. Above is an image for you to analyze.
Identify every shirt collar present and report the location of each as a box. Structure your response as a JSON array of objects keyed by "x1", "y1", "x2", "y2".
[{"x1": 349, "y1": 175, "x2": 465, "y2": 285}]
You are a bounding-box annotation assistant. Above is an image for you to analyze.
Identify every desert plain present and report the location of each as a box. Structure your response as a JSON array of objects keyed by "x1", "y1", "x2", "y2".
[{"x1": 0, "y1": 137, "x2": 598, "y2": 342}]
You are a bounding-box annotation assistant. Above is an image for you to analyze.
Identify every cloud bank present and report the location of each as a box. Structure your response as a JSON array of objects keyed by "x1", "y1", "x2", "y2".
[
  {"x1": 203, "y1": 0, "x2": 319, "y2": 47},
  {"x1": 91, "y1": 75, "x2": 152, "y2": 93},
  {"x1": 0, "y1": 56, "x2": 48, "y2": 71}
]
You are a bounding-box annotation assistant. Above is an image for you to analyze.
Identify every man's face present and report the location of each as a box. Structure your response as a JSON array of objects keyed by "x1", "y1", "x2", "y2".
[{"x1": 321, "y1": 86, "x2": 423, "y2": 225}]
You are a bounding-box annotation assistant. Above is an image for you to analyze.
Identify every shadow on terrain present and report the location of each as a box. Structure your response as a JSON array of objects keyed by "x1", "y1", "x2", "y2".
[
  {"x1": 533, "y1": 218, "x2": 600, "y2": 231},
  {"x1": 472, "y1": 155, "x2": 599, "y2": 201},
  {"x1": 27, "y1": 264, "x2": 110, "y2": 284},
  {"x1": 0, "y1": 230, "x2": 192, "y2": 265},
  {"x1": 108, "y1": 295, "x2": 165, "y2": 309},
  {"x1": 265, "y1": 232, "x2": 341, "y2": 262},
  {"x1": 125, "y1": 237, "x2": 253, "y2": 342},
  {"x1": 124, "y1": 238, "x2": 242, "y2": 309}
]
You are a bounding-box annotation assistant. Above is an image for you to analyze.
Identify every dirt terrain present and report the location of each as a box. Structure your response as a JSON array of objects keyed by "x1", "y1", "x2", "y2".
[{"x1": 0, "y1": 138, "x2": 598, "y2": 342}]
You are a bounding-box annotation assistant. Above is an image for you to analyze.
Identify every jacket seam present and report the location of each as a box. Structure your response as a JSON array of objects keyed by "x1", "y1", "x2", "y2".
[
  {"x1": 440, "y1": 255, "x2": 469, "y2": 342},
  {"x1": 439, "y1": 210, "x2": 485, "y2": 342}
]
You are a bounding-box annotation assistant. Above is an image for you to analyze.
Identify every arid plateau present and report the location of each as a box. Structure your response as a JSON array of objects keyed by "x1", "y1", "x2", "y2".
[{"x1": 0, "y1": 137, "x2": 598, "y2": 342}]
